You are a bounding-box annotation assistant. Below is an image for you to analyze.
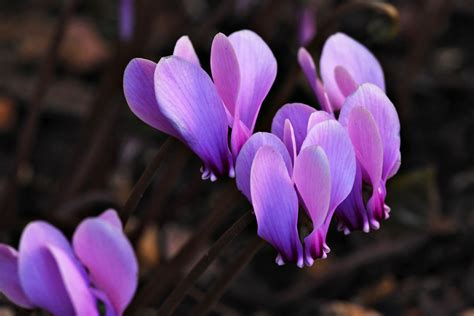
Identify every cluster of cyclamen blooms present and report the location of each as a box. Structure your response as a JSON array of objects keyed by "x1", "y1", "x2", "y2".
[
  {"x1": 123, "y1": 30, "x2": 401, "y2": 267},
  {"x1": 0, "y1": 210, "x2": 138, "y2": 315}
]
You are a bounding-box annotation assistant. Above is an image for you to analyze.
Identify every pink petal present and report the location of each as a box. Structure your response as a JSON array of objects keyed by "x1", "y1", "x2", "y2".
[
  {"x1": 320, "y1": 33, "x2": 385, "y2": 110},
  {"x1": 229, "y1": 30, "x2": 277, "y2": 131},
  {"x1": 334, "y1": 65, "x2": 358, "y2": 97},
  {"x1": 250, "y1": 146, "x2": 303, "y2": 267},
  {"x1": 173, "y1": 35, "x2": 200, "y2": 66},
  {"x1": 154, "y1": 56, "x2": 233, "y2": 179},
  {"x1": 0, "y1": 245, "x2": 33, "y2": 308},
  {"x1": 307, "y1": 110, "x2": 334, "y2": 134},
  {"x1": 123, "y1": 58, "x2": 180, "y2": 139},
  {"x1": 73, "y1": 215, "x2": 138, "y2": 315},
  {"x1": 98, "y1": 209, "x2": 122, "y2": 230},
  {"x1": 235, "y1": 132, "x2": 292, "y2": 201},
  {"x1": 230, "y1": 118, "x2": 251, "y2": 158},
  {"x1": 283, "y1": 119, "x2": 297, "y2": 163}
]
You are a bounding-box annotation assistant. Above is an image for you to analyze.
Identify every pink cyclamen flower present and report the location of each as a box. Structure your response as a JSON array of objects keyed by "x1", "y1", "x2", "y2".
[
  {"x1": 123, "y1": 30, "x2": 277, "y2": 181},
  {"x1": 0, "y1": 210, "x2": 138, "y2": 316},
  {"x1": 298, "y1": 33, "x2": 401, "y2": 233},
  {"x1": 235, "y1": 107, "x2": 356, "y2": 266}
]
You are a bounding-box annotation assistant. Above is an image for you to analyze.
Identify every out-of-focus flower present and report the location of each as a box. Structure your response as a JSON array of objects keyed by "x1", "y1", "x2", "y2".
[
  {"x1": 123, "y1": 30, "x2": 276, "y2": 181},
  {"x1": 0, "y1": 210, "x2": 138, "y2": 316},
  {"x1": 298, "y1": 6, "x2": 317, "y2": 46},
  {"x1": 119, "y1": 0, "x2": 134, "y2": 42}
]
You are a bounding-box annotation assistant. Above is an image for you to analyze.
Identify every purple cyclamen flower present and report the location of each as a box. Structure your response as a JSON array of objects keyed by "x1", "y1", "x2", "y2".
[
  {"x1": 0, "y1": 210, "x2": 138, "y2": 316},
  {"x1": 235, "y1": 107, "x2": 356, "y2": 266},
  {"x1": 123, "y1": 30, "x2": 277, "y2": 181}
]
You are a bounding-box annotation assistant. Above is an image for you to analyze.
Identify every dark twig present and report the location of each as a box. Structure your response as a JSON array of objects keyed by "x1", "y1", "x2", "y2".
[
  {"x1": 157, "y1": 211, "x2": 255, "y2": 316},
  {"x1": 0, "y1": 0, "x2": 76, "y2": 229},
  {"x1": 191, "y1": 237, "x2": 265, "y2": 316}
]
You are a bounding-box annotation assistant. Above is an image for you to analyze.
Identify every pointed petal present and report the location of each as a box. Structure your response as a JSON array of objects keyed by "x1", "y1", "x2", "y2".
[
  {"x1": 283, "y1": 120, "x2": 297, "y2": 163},
  {"x1": 98, "y1": 209, "x2": 122, "y2": 230},
  {"x1": 339, "y1": 83, "x2": 401, "y2": 180},
  {"x1": 123, "y1": 58, "x2": 180, "y2": 138},
  {"x1": 173, "y1": 35, "x2": 200, "y2": 66},
  {"x1": 250, "y1": 146, "x2": 303, "y2": 267},
  {"x1": 0, "y1": 245, "x2": 33, "y2": 308},
  {"x1": 235, "y1": 132, "x2": 292, "y2": 201},
  {"x1": 154, "y1": 56, "x2": 233, "y2": 178},
  {"x1": 334, "y1": 65, "x2": 358, "y2": 97},
  {"x1": 211, "y1": 33, "x2": 240, "y2": 118},
  {"x1": 297, "y1": 47, "x2": 333, "y2": 114},
  {"x1": 271, "y1": 103, "x2": 316, "y2": 152},
  {"x1": 307, "y1": 110, "x2": 334, "y2": 134},
  {"x1": 229, "y1": 30, "x2": 277, "y2": 130},
  {"x1": 302, "y1": 120, "x2": 356, "y2": 213},
  {"x1": 18, "y1": 222, "x2": 96, "y2": 315},
  {"x1": 73, "y1": 215, "x2": 138, "y2": 315},
  {"x1": 320, "y1": 33, "x2": 385, "y2": 110}
]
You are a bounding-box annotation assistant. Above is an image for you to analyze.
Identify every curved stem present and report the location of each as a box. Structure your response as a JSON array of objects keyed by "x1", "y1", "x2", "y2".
[
  {"x1": 157, "y1": 211, "x2": 255, "y2": 316},
  {"x1": 120, "y1": 137, "x2": 173, "y2": 224},
  {"x1": 191, "y1": 236, "x2": 265, "y2": 316}
]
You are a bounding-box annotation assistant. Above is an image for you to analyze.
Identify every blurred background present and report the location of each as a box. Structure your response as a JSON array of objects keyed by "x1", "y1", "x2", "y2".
[{"x1": 0, "y1": 0, "x2": 473, "y2": 315}]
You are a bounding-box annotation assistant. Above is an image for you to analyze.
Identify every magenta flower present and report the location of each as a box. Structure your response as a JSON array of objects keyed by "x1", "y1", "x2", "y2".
[
  {"x1": 0, "y1": 210, "x2": 138, "y2": 315},
  {"x1": 123, "y1": 30, "x2": 277, "y2": 181},
  {"x1": 235, "y1": 110, "x2": 356, "y2": 266}
]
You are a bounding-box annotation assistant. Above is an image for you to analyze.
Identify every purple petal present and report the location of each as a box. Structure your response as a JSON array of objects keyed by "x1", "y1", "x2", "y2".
[
  {"x1": 293, "y1": 146, "x2": 331, "y2": 266},
  {"x1": 297, "y1": 47, "x2": 333, "y2": 114},
  {"x1": 18, "y1": 222, "x2": 97, "y2": 315},
  {"x1": 302, "y1": 120, "x2": 356, "y2": 213},
  {"x1": 235, "y1": 132, "x2": 292, "y2": 201},
  {"x1": 73, "y1": 215, "x2": 138, "y2": 315},
  {"x1": 334, "y1": 65, "x2": 358, "y2": 97},
  {"x1": 283, "y1": 120, "x2": 297, "y2": 163},
  {"x1": 250, "y1": 146, "x2": 303, "y2": 267},
  {"x1": 229, "y1": 30, "x2": 277, "y2": 131},
  {"x1": 0, "y1": 245, "x2": 33, "y2": 308},
  {"x1": 98, "y1": 209, "x2": 122, "y2": 230},
  {"x1": 211, "y1": 33, "x2": 240, "y2": 119},
  {"x1": 123, "y1": 58, "x2": 180, "y2": 139},
  {"x1": 271, "y1": 103, "x2": 316, "y2": 152},
  {"x1": 154, "y1": 56, "x2": 233, "y2": 179},
  {"x1": 339, "y1": 83, "x2": 401, "y2": 180},
  {"x1": 320, "y1": 33, "x2": 385, "y2": 110},
  {"x1": 307, "y1": 110, "x2": 334, "y2": 134},
  {"x1": 173, "y1": 36, "x2": 200, "y2": 66}
]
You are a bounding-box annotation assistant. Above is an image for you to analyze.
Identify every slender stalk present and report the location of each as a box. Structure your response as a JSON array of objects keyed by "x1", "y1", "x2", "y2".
[
  {"x1": 120, "y1": 137, "x2": 174, "y2": 224},
  {"x1": 191, "y1": 237, "x2": 265, "y2": 316},
  {"x1": 156, "y1": 211, "x2": 255, "y2": 316}
]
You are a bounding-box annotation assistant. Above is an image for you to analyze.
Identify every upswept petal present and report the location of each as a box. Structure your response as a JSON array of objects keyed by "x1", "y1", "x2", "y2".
[
  {"x1": 320, "y1": 33, "x2": 385, "y2": 110},
  {"x1": 271, "y1": 103, "x2": 316, "y2": 152},
  {"x1": 18, "y1": 222, "x2": 96, "y2": 316},
  {"x1": 250, "y1": 146, "x2": 303, "y2": 267},
  {"x1": 123, "y1": 58, "x2": 180, "y2": 139},
  {"x1": 307, "y1": 111, "x2": 334, "y2": 134},
  {"x1": 73, "y1": 213, "x2": 138, "y2": 316},
  {"x1": 301, "y1": 120, "x2": 356, "y2": 213},
  {"x1": 0, "y1": 245, "x2": 33, "y2": 308},
  {"x1": 283, "y1": 120, "x2": 297, "y2": 163},
  {"x1": 235, "y1": 132, "x2": 292, "y2": 200},
  {"x1": 173, "y1": 35, "x2": 200, "y2": 66},
  {"x1": 211, "y1": 33, "x2": 240, "y2": 118},
  {"x1": 339, "y1": 83, "x2": 401, "y2": 180},
  {"x1": 98, "y1": 208, "x2": 122, "y2": 230},
  {"x1": 229, "y1": 30, "x2": 277, "y2": 130},
  {"x1": 154, "y1": 56, "x2": 233, "y2": 179}
]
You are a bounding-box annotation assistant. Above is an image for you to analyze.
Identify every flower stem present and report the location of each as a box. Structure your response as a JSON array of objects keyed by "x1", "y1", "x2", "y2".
[
  {"x1": 190, "y1": 236, "x2": 265, "y2": 316},
  {"x1": 157, "y1": 211, "x2": 255, "y2": 316}
]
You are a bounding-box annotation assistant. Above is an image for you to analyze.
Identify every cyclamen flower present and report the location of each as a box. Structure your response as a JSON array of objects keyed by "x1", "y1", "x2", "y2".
[
  {"x1": 235, "y1": 111, "x2": 356, "y2": 266},
  {"x1": 298, "y1": 33, "x2": 401, "y2": 233},
  {"x1": 123, "y1": 30, "x2": 277, "y2": 181},
  {"x1": 0, "y1": 210, "x2": 138, "y2": 316}
]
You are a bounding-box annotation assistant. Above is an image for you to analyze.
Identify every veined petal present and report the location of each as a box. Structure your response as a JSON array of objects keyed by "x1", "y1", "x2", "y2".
[
  {"x1": 271, "y1": 103, "x2": 316, "y2": 152},
  {"x1": 307, "y1": 110, "x2": 334, "y2": 134},
  {"x1": 211, "y1": 33, "x2": 240, "y2": 118},
  {"x1": 123, "y1": 58, "x2": 180, "y2": 139},
  {"x1": 235, "y1": 132, "x2": 292, "y2": 201},
  {"x1": 73, "y1": 212, "x2": 138, "y2": 316},
  {"x1": 173, "y1": 35, "x2": 200, "y2": 66},
  {"x1": 301, "y1": 120, "x2": 356, "y2": 213},
  {"x1": 18, "y1": 222, "x2": 97, "y2": 316},
  {"x1": 229, "y1": 30, "x2": 277, "y2": 131},
  {"x1": 154, "y1": 56, "x2": 233, "y2": 179},
  {"x1": 283, "y1": 120, "x2": 297, "y2": 163},
  {"x1": 320, "y1": 33, "x2": 385, "y2": 110},
  {"x1": 250, "y1": 146, "x2": 303, "y2": 267},
  {"x1": 0, "y1": 245, "x2": 33, "y2": 308},
  {"x1": 339, "y1": 83, "x2": 401, "y2": 180},
  {"x1": 293, "y1": 146, "x2": 331, "y2": 266}
]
